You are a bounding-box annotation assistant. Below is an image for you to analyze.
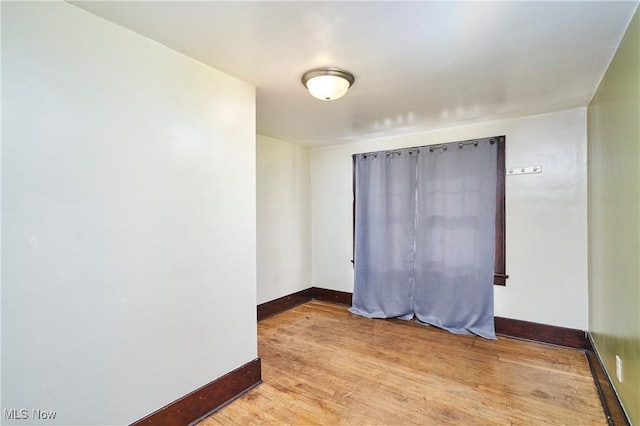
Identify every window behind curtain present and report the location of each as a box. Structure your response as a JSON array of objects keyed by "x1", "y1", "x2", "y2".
[{"x1": 350, "y1": 136, "x2": 507, "y2": 339}]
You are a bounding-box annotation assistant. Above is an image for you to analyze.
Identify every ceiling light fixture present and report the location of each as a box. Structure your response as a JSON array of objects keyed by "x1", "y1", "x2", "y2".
[{"x1": 301, "y1": 67, "x2": 355, "y2": 101}]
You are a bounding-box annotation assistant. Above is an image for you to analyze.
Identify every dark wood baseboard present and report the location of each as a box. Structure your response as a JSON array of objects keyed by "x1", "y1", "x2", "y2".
[
  {"x1": 310, "y1": 286, "x2": 353, "y2": 306},
  {"x1": 257, "y1": 287, "x2": 352, "y2": 322},
  {"x1": 257, "y1": 288, "x2": 314, "y2": 321},
  {"x1": 585, "y1": 334, "x2": 631, "y2": 426},
  {"x1": 494, "y1": 316, "x2": 587, "y2": 348},
  {"x1": 130, "y1": 357, "x2": 261, "y2": 426}
]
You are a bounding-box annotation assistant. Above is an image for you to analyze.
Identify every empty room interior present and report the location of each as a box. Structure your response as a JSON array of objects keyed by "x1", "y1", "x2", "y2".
[{"x1": 2, "y1": 1, "x2": 639, "y2": 425}]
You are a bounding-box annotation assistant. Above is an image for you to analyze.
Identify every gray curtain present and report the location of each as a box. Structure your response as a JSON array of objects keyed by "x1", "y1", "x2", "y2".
[
  {"x1": 349, "y1": 150, "x2": 417, "y2": 320},
  {"x1": 349, "y1": 138, "x2": 498, "y2": 339}
]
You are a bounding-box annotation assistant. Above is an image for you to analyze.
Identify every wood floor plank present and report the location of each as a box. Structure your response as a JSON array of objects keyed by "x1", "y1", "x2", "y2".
[{"x1": 199, "y1": 301, "x2": 605, "y2": 425}]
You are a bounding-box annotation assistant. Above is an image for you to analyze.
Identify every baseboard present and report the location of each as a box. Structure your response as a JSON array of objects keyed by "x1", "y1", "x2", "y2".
[
  {"x1": 257, "y1": 288, "x2": 315, "y2": 321},
  {"x1": 130, "y1": 358, "x2": 262, "y2": 426},
  {"x1": 585, "y1": 334, "x2": 631, "y2": 426},
  {"x1": 494, "y1": 316, "x2": 587, "y2": 348},
  {"x1": 257, "y1": 287, "x2": 352, "y2": 322},
  {"x1": 310, "y1": 286, "x2": 353, "y2": 306}
]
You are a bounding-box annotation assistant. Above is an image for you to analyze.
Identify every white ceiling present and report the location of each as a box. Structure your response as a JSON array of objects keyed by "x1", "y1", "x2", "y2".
[{"x1": 72, "y1": 1, "x2": 638, "y2": 147}]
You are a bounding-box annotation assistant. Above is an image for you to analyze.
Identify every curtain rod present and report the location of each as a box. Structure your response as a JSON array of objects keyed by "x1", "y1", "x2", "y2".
[{"x1": 355, "y1": 137, "x2": 499, "y2": 159}]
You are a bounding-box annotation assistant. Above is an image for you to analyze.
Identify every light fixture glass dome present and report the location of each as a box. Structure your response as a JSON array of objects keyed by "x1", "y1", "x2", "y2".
[{"x1": 302, "y1": 68, "x2": 355, "y2": 101}]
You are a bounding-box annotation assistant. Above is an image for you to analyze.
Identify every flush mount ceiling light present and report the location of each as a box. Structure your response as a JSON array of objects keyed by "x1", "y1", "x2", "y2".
[{"x1": 301, "y1": 67, "x2": 355, "y2": 101}]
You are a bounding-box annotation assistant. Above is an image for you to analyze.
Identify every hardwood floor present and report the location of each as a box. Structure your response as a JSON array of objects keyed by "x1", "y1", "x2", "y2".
[{"x1": 200, "y1": 301, "x2": 605, "y2": 425}]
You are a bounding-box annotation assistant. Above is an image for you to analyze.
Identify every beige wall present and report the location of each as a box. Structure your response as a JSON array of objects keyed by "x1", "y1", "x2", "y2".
[
  {"x1": 587, "y1": 6, "x2": 640, "y2": 424},
  {"x1": 2, "y1": 2, "x2": 257, "y2": 424},
  {"x1": 312, "y1": 109, "x2": 588, "y2": 330},
  {"x1": 257, "y1": 134, "x2": 312, "y2": 304}
]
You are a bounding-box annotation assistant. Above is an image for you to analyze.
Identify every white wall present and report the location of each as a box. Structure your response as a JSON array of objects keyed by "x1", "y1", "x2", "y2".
[
  {"x1": 256, "y1": 134, "x2": 311, "y2": 304},
  {"x1": 312, "y1": 109, "x2": 588, "y2": 330},
  {"x1": 2, "y1": 2, "x2": 256, "y2": 425}
]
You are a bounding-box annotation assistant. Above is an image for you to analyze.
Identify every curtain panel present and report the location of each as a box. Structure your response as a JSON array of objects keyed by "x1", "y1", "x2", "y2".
[{"x1": 350, "y1": 137, "x2": 498, "y2": 339}]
